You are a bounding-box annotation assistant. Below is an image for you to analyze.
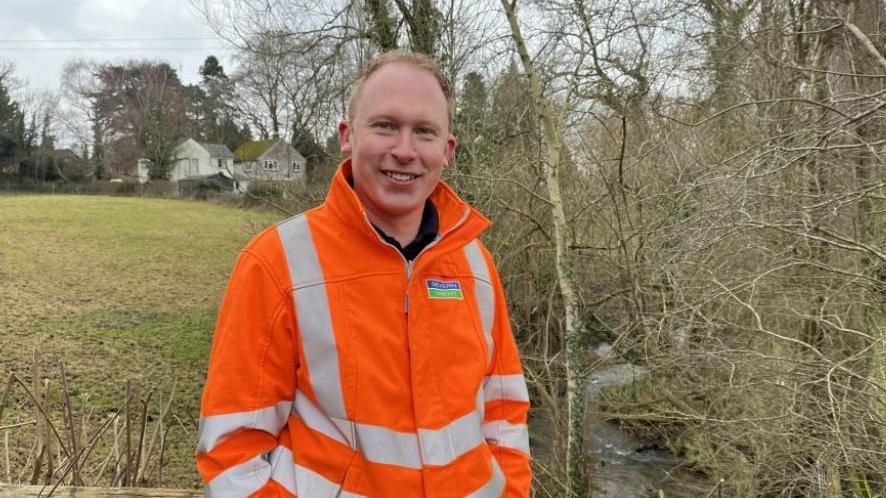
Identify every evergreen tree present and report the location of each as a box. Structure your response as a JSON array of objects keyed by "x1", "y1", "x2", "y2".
[
  {"x1": 0, "y1": 80, "x2": 24, "y2": 172},
  {"x1": 291, "y1": 123, "x2": 327, "y2": 182},
  {"x1": 199, "y1": 55, "x2": 227, "y2": 83},
  {"x1": 453, "y1": 71, "x2": 490, "y2": 172}
]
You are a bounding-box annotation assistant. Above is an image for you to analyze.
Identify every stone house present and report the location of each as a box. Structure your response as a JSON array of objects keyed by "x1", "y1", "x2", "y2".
[{"x1": 233, "y1": 139, "x2": 306, "y2": 184}]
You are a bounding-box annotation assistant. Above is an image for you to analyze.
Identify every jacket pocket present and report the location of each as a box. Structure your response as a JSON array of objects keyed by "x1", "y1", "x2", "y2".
[
  {"x1": 292, "y1": 448, "x2": 360, "y2": 498},
  {"x1": 335, "y1": 455, "x2": 367, "y2": 498}
]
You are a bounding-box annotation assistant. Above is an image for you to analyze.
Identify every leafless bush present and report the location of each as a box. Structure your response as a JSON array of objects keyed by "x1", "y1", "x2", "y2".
[{"x1": 0, "y1": 350, "x2": 185, "y2": 491}]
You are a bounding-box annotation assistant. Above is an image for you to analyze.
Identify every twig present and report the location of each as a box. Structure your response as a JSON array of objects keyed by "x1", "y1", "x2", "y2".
[
  {"x1": 140, "y1": 383, "x2": 176, "y2": 485},
  {"x1": 10, "y1": 374, "x2": 71, "y2": 460},
  {"x1": 58, "y1": 360, "x2": 81, "y2": 486},
  {"x1": 133, "y1": 386, "x2": 155, "y2": 486},
  {"x1": 29, "y1": 351, "x2": 44, "y2": 485},
  {"x1": 94, "y1": 421, "x2": 117, "y2": 486},
  {"x1": 171, "y1": 414, "x2": 193, "y2": 440},
  {"x1": 18, "y1": 438, "x2": 36, "y2": 483},
  {"x1": 110, "y1": 451, "x2": 126, "y2": 487},
  {"x1": 105, "y1": 414, "x2": 121, "y2": 485},
  {"x1": 703, "y1": 478, "x2": 725, "y2": 498},
  {"x1": 124, "y1": 380, "x2": 131, "y2": 487},
  {"x1": 844, "y1": 22, "x2": 886, "y2": 74},
  {"x1": 0, "y1": 373, "x2": 14, "y2": 426},
  {"x1": 77, "y1": 410, "x2": 121, "y2": 475},
  {"x1": 652, "y1": 97, "x2": 848, "y2": 127},
  {"x1": 0, "y1": 420, "x2": 37, "y2": 430},
  {"x1": 42, "y1": 404, "x2": 120, "y2": 497},
  {"x1": 157, "y1": 424, "x2": 172, "y2": 485},
  {"x1": 4, "y1": 431, "x2": 9, "y2": 483}
]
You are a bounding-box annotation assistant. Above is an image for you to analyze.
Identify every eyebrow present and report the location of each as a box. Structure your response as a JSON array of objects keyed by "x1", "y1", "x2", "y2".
[{"x1": 365, "y1": 113, "x2": 444, "y2": 130}]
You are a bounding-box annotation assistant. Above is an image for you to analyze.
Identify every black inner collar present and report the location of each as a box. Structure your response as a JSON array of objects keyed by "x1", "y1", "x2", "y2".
[{"x1": 373, "y1": 199, "x2": 439, "y2": 261}]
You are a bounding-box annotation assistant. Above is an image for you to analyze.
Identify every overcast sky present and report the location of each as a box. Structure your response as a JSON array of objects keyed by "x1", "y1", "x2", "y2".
[{"x1": 0, "y1": 0, "x2": 233, "y2": 91}]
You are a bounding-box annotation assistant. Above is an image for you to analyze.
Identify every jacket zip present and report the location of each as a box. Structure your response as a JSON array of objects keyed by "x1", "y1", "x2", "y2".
[
  {"x1": 404, "y1": 207, "x2": 471, "y2": 314},
  {"x1": 359, "y1": 207, "x2": 472, "y2": 315},
  {"x1": 356, "y1": 206, "x2": 472, "y2": 470}
]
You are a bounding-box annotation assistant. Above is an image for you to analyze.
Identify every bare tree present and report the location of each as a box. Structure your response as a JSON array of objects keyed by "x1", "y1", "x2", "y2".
[{"x1": 498, "y1": 1, "x2": 592, "y2": 495}]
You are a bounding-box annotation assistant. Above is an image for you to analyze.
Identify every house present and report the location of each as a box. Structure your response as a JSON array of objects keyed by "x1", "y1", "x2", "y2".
[
  {"x1": 169, "y1": 139, "x2": 235, "y2": 181},
  {"x1": 233, "y1": 139, "x2": 306, "y2": 184},
  {"x1": 138, "y1": 139, "x2": 235, "y2": 184}
]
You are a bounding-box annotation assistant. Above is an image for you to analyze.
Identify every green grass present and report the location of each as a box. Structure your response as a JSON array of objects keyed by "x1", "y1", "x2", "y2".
[{"x1": 0, "y1": 195, "x2": 281, "y2": 487}]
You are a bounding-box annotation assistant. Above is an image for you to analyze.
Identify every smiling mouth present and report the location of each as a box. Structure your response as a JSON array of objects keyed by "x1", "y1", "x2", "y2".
[{"x1": 384, "y1": 171, "x2": 419, "y2": 182}]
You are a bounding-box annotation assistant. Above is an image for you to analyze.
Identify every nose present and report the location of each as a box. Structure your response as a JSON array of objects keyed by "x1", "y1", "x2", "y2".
[{"x1": 390, "y1": 129, "x2": 417, "y2": 164}]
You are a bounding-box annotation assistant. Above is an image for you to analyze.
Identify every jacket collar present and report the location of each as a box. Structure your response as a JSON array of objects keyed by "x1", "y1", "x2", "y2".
[{"x1": 323, "y1": 159, "x2": 491, "y2": 250}]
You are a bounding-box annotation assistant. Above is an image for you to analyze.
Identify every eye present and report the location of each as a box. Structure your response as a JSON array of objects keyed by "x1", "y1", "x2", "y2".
[
  {"x1": 373, "y1": 121, "x2": 396, "y2": 131},
  {"x1": 415, "y1": 126, "x2": 436, "y2": 136}
]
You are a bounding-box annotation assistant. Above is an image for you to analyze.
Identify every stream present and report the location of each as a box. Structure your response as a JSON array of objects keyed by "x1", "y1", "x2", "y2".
[{"x1": 530, "y1": 343, "x2": 704, "y2": 497}]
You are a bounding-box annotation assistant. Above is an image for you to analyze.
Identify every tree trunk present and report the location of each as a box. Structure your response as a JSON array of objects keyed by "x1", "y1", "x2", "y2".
[{"x1": 499, "y1": 1, "x2": 588, "y2": 496}]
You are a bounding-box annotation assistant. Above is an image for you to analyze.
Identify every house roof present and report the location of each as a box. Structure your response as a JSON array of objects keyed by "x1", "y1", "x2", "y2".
[
  {"x1": 234, "y1": 139, "x2": 279, "y2": 161},
  {"x1": 200, "y1": 142, "x2": 234, "y2": 159}
]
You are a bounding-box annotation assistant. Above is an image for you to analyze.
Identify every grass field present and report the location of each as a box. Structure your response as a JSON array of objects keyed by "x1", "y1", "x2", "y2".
[{"x1": 0, "y1": 195, "x2": 281, "y2": 488}]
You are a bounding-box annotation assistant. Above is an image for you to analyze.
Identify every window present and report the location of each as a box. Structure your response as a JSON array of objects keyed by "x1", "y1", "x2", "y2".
[
  {"x1": 292, "y1": 161, "x2": 302, "y2": 172},
  {"x1": 217, "y1": 158, "x2": 223, "y2": 169},
  {"x1": 244, "y1": 161, "x2": 253, "y2": 172},
  {"x1": 263, "y1": 159, "x2": 278, "y2": 171}
]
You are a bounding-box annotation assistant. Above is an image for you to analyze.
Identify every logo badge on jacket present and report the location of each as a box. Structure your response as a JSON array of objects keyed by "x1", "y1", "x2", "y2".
[{"x1": 426, "y1": 279, "x2": 464, "y2": 300}]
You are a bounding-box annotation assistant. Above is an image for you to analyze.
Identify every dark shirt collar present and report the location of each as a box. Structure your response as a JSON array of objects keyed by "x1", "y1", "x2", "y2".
[
  {"x1": 373, "y1": 199, "x2": 439, "y2": 261},
  {"x1": 347, "y1": 177, "x2": 440, "y2": 260}
]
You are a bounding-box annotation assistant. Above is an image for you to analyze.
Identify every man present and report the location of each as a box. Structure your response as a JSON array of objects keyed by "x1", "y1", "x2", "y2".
[{"x1": 196, "y1": 51, "x2": 531, "y2": 498}]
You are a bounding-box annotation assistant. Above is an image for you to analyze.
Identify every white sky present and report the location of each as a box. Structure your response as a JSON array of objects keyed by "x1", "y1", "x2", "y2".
[{"x1": 0, "y1": 0, "x2": 233, "y2": 91}]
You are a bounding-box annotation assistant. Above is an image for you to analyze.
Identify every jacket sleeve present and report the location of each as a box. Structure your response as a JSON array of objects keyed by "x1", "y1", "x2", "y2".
[
  {"x1": 479, "y1": 244, "x2": 532, "y2": 497},
  {"x1": 196, "y1": 233, "x2": 299, "y2": 498}
]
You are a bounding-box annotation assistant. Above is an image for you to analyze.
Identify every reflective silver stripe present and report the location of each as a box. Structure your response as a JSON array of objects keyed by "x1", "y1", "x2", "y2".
[
  {"x1": 464, "y1": 241, "x2": 494, "y2": 365},
  {"x1": 482, "y1": 420, "x2": 531, "y2": 456},
  {"x1": 483, "y1": 374, "x2": 530, "y2": 403},
  {"x1": 269, "y1": 445, "x2": 297, "y2": 496},
  {"x1": 296, "y1": 389, "x2": 484, "y2": 468},
  {"x1": 277, "y1": 216, "x2": 347, "y2": 419},
  {"x1": 465, "y1": 456, "x2": 506, "y2": 498},
  {"x1": 204, "y1": 453, "x2": 270, "y2": 498},
  {"x1": 293, "y1": 389, "x2": 352, "y2": 447},
  {"x1": 418, "y1": 409, "x2": 485, "y2": 466},
  {"x1": 198, "y1": 401, "x2": 292, "y2": 453},
  {"x1": 356, "y1": 421, "x2": 423, "y2": 469},
  {"x1": 295, "y1": 463, "x2": 339, "y2": 497}
]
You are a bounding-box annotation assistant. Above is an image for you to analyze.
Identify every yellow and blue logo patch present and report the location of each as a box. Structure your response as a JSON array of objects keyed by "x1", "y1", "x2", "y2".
[{"x1": 426, "y1": 279, "x2": 463, "y2": 300}]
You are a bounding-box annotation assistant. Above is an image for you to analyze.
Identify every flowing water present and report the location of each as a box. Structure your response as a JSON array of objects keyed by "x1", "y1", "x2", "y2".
[
  {"x1": 530, "y1": 344, "x2": 707, "y2": 497},
  {"x1": 585, "y1": 361, "x2": 701, "y2": 497}
]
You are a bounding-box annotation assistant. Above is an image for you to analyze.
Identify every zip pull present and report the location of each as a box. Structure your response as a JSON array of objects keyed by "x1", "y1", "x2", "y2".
[{"x1": 405, "y1": 260, "x2": 415, "y2": 314}]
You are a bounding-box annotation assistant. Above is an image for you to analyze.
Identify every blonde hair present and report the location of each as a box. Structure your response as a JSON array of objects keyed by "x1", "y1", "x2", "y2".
[{"x1": 347, "y1": 50, "x2": 454, "y2": 131}]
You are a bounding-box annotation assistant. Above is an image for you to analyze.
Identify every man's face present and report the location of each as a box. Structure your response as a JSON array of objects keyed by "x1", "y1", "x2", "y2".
[{"x1": 338, "y1": 63, "x2": 456, "y2": 228}]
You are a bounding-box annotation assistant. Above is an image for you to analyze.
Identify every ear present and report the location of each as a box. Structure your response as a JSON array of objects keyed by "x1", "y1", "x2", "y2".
[
  {"x1": 337, "y1": 120, "x2": 352, "y2": 154},
  {"x1": 443, "y1": 134, "x2": 457, "y2": 167}
]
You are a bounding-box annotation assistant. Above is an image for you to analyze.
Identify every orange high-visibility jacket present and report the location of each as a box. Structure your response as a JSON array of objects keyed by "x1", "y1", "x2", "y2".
[{"x1": 197, "y1": 160, "x2": 531, "y2": 497}]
